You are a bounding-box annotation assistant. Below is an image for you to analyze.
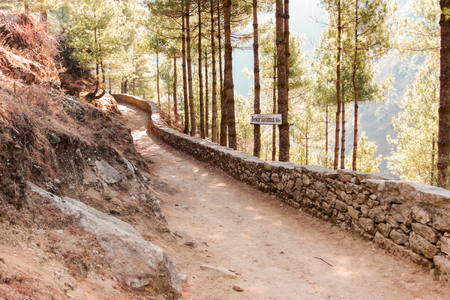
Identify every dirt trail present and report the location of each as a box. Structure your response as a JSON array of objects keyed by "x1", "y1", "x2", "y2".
[{"x1": 119, "y1": 102, "x2": 450, "y2": 300}]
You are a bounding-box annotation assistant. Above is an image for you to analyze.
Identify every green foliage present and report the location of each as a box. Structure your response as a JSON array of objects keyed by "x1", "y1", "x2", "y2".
[
  {"x1": 395, "y1": 0, "x2": 439, "y2": 55},
  {"x1": 345, "y1": 131, "x2": 382, "y2": 172},
  {"x1": 387, "y1": 56, "x2": 438, "y2": 184}
]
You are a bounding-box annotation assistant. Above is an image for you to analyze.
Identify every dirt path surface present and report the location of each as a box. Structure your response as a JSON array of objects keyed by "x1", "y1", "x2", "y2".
[{"x1": 119, "y1": 102, "x2": 450, "y2": 300}]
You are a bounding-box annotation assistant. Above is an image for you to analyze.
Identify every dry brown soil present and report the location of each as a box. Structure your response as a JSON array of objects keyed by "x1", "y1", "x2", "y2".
[{"x1": 120, "y1": 102, "x2": 450, "y2": 300}]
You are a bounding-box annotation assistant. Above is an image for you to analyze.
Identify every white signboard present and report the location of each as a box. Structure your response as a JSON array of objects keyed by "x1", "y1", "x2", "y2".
[{"x1": 250, "y1": 114, "x2": 282, "y2": 125}]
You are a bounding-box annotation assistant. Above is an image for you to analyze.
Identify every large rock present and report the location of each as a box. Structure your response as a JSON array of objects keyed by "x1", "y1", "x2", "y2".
[
  {"x1": 95, "y1": 160, "x2": 122, "y2": 184},
  {"x1": 409, "y1": 232, "x2": 439, "y2": 259},
  {"x1": 434, "y1": 255, "x2": 450, "y2": 276},
  {"x1": 29, "y1": 182, "x2": 181, "y2": 299},
  {"x1": 411, "y1": 223, "x2": 438, "y2": 244}
]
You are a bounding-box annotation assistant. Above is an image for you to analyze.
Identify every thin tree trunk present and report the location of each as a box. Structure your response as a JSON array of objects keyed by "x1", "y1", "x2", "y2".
[
  {"x1": 186, "y1": 1, "x2": 196, "y2": 136},
  {"x1": 24, "y1": 2, "x2": 29, "y2": 13},
  {"x1": 253, "y1": 0, "x2": 261, "y2": 158},
  {"x1": 223, "y1": 0, "x2": 236, "y2": 149},
  {"x1": 199, "y1": 0, "x2": 205, "y2": 138},
  {"x1": 340, "y1": 100, "x2": 345, "y2": 169},
  {"x1": 211, "y1": 0, "x2": 218, "y2": 142},
  {"x1": 133, "y1": 78, "x2": 136, "y2": 96},
  {"x1": 205, "y1": 49, "x2": 209, "y2": 138},
  {"x1": 272, "y1": 50, "x2": 277, "y2": 161},
  {"x1": 284, "y1": 0, "x2": 290, "y2": 106},
  {"x1": 352, "y1": 0, "x2": 359, "y2": 171},
  {"x1": 334, "y1": 0, "x2": 342, "y2": 170},
  {"x1": 276, "y1": 0, "x2": 289, "y2": 162},
  {"x1": 438, "y1": 0, "x2": 450, "y2": 186},
  {"x1": 174, "y1": 56, "x2": 178, "y2": 122},
  {"x1": 325, "y1": 102, "x2": 329, "y2": 168},
  {"x1": 432, "y1": 133, "x2": 436, "y2": 185},
  {"x1": 182, "y1": 0, "x2": 190, "y2": 134},
  {"x1": 157, "y1": 51, "x2": 161, "y2": 107},
  {"x1": 218, "y1": 0, "x2": 227, "y2": 146},
  {"x1": 305, "y1": 121, "x2": 309, "y2": 165}
]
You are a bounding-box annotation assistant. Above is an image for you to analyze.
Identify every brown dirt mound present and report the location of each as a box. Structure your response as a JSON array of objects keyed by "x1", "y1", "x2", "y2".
[{"x1": 0, "y1": 10, "x2": 59, "y2": 85}]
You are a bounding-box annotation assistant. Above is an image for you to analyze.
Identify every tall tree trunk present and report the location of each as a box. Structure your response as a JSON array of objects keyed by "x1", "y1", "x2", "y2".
[
  {"x1": 276, "y1": 0, "x2": 289, "y2": 161},
  {"x1": 198, "y1": 1, "x2": 205, "y2": 138},
  {"x1": 173, "y1": 56, "x2": 178, "y2": 122},
  {"x1": 157, "y1": 51, "x2": 161, "y2": 107},
  {"x1": 325, "y1": 102, "x2": 329, "y2": 168},
  {"x1": 205, "y1": 49, "x2": 209, "y2": 138},
  {"x1": 218, "y1": 0, "x2": 227, "y2": 146},
  {"x1": 432, "y1": 133, "x2": 436, "y2": 185},
  {"x1": 182, "y1": 0, "x2": 190, "y2": 134},
  {"x1": 133, "y1": 78, "x2": 136, "y2": 96},
  {"x1": 438, "y1": 0, "x2": 450, "y2": 187},
  {"x1": 284, "y1": 0, "x2": 290, "y2": 106},
  {"x1": 272, "y1": 50, "x2": 277, "y2": 161},
  {"x1": 305, "y1": 121, "x2": 309, "y2": 165},
  {"x1": 24, "y1": 2, "x2": 29, "y2": 13},
  {"x1": 253, "y1": 0, "x2": 261, "y2": 158},
  {"x1": 334, "y1": 0, "x2": 342, "y2": 170},
  {"x1": 340, "y1": 100, "x2": 345, "y2": 169},
  {"x1": 352, "y1": 0, "x2": 359, "y2": 171},
  {"x1": 211, "y1": 0, "x2": 218, "y2": 142},
  {"x1": 223, "y1": 0, "x2": 236, "y2": 149},
  {"x1": 101, "y1": 62, "x2": 106, "y2": 85},
  {"x1": 186, "y1": 1, "x2": 196, "y2": 136}
]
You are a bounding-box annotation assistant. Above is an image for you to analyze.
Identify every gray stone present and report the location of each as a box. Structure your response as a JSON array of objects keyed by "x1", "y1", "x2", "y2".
[
  {"x1": 335, "y1": 200, "x2": 348, "y2": 212},
  {"x1": 347, "y1": 206, "x2": 360, "y2": 220},
  {"x1": 434, "y1": 256, "x2": 450, "y2": 276},
  {"x1": 6, "y1": 13, "x2": 18, "y2": 22},
  {"x1": 360, "y1": 205, "x2": 369, "y2": 217},
  {"x1": 314, "y1": 182, "x2": 327, "y2": 196},
  {"x1": 411, "y1": 205, "x2": 431, "y2": 224},
  {"x1": 326, "y1": 192, "x2": 336, "y2": 205},
  {"x1": 200, "y1": 264, "x2": 237, "y2": 278},
  {"x1": 287, "y1": 180, "x2": 295, "y2": 190},
  {"x1": 433, "y1": 210, "x2": 450, "y2": 232},
  {"x1": 400, "y1": 223, "x2": 411, "y2": 234},
  {"x1": 271, "y1": 173, "x2": 279, "y2": 182},
  {"x1": 322, "y1": 202, "x2": 332, "y2": 215},
  {"x1": 355, "y1": 193, "x2": 368, "y2": 204},
  {"x1": 29, "y1": 182, "x2": 181, "y2": 297},
  {"x1": 359, "y1": 218, "x2": 375, "y2": 234},
  {"x1": 388, "y1": 215, "x2": 400, "y2": 229},
  {"x1": 390, "y1": 230, "x2": 408, "y2": 245},
  {"x1": 302, "y1": 175, "x2": 311, "y2": 186},
  {"x1": 410, "y1": 232, "x2": 439, "y2": 259},
  {"x1": 95, "y1": 160, "x2": 121, "y2": 184},
  {"x1": 340, "y1": 175, "x2": 352, "y2": 183},
  {"x1": 262, "y1": 173, "x2": 270, "y2": 182},
  {"x1": 377, "y1": 223, "x2": 391, "y2": 238},
  {"x1": 123, "y1": 157, "x2": 136, "y2": 174},
  {"x1": 441, "y1": 236, "x2": 450, "y2": 256},
  {"x1": 411, "y1": 223, "x2": 438, "y2": 244},
  {"x1": 296, "y1": 178, "x2": 303, "y2": 190},
  {"x1": 367, "y1": 199, "x2": 379, "y2": 208},
  {"x1": 344, "y1": 194, "x2": 353, "y2": 205},
  {"x1": 369, "y1": 206, "x2": 386, "y2": 223}
]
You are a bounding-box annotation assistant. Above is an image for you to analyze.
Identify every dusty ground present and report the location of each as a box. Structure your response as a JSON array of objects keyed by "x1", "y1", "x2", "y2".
[{"x1": 119, "y1": 102, "x2": 450, "y2": 300}]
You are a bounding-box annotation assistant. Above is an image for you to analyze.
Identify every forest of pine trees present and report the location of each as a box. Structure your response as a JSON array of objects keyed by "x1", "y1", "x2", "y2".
[{"x1": 2, "y1": 0, "x2": 450, "y2": 187}]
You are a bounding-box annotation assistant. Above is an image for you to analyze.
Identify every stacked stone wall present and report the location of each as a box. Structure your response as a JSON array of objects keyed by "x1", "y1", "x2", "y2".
[{"x1": 114, "y1": 94, "x2": 450, "y2": 281}]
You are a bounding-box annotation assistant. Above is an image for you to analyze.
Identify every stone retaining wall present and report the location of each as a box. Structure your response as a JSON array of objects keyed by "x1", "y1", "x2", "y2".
[{"x1": 114, "y1": 94, "x2": 450, "y2": 281}]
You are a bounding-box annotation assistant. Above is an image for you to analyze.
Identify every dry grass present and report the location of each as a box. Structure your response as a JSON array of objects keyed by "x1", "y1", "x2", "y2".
[{"x1": 0, "y1": 10, "x2": 59, "y2": 84}]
